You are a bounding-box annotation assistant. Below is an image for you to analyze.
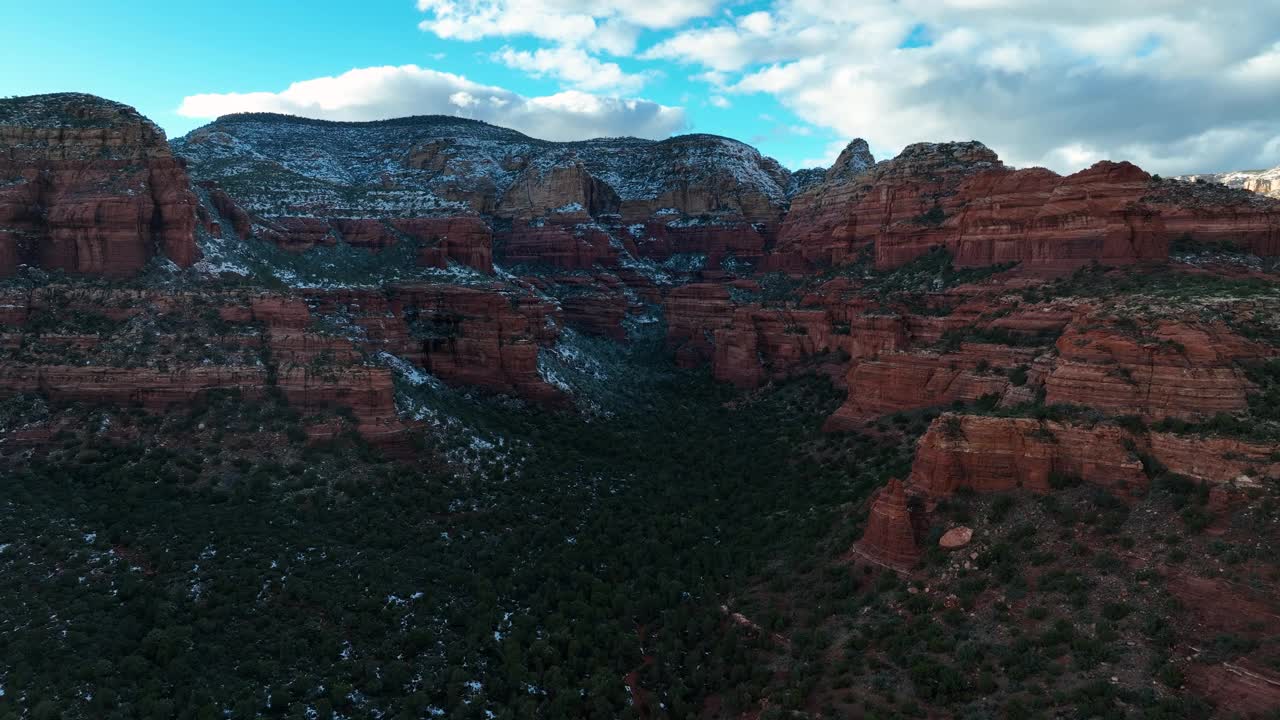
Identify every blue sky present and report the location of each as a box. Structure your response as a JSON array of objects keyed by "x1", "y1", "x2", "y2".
[{"x1": 4, "y1": 1, "x2": 1280, "y2": 174}]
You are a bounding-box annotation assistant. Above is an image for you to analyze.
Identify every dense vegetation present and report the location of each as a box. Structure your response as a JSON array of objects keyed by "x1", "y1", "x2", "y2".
[
  {"x1": 0, "y1": 372, "x2": 912, "y2": 720},
  {"x1": 1, "y1": 249, "x2": 1277, "y2": 719}
]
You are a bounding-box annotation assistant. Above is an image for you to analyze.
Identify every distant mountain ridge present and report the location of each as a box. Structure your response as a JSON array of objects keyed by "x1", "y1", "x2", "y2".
[{"x1": 1175, "y1": 165, "x2": 1280, "y2": 199}]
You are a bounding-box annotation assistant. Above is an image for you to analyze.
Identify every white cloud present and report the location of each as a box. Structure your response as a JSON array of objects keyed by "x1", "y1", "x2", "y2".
[
  {"x1": 494, "y1": 46, "x2": 648, "y2": 93},
  {"x1": 643, "y1": 27, "x2": 759, "y2": 71},
  {"x1": 1229, "y1": 42, "x2": 1280, "y2": 85},
  {"x1": 735, "y1": 58, "x2": 825, "y2": 94},
  {"x1": 979, "y1": 43, "x2": 1040, "y2": 74},
  {"x1": 416, "y1": 0, "x2": 722, "y2": 47},
  {"x1": 183, "y1": 1, "x2": 1280, "y2": 175},
  {"x1": 645, "y1": 0, "x2": 1280, "y2": 174},
  {"x1": 177, "y1": 65, "x2": 685, "y2": 142},
  {"x1": 739, "y1": 11, "x2": 775, "y2": 35}
]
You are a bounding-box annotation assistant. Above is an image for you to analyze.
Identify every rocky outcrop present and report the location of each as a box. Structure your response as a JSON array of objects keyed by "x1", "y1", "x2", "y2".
[
  {"x1": 1146, "y1": 180, "x2": 1280, "y2": 256},
  {"x1": 174, "y1": 116, "x2": 793, "y2": 268},
  {"x1": 0, "y1": 281, "x2": 568, "y2": 441},
  {"x1": 1044, "y1": 316, "x2": 1260, "y2": 420},
  {"x1": 400, "y1": 216, "x2": 493, "y2": 273},
  {"x1": 938, "y1": 526, "x2": 973, "y2": 550},
  {"x1": 301, "y1": 284, "x2": 565, "y2": 404},
  {"x1": 255, "y1": 215, "x2": 494, "y2": 273},
  {"x1": 1149, "y1": 433, "x2": 1280, "y2": 484},
  {"x1": 0, "y1": 93, "x2": 199, "y2": 276},
  {"x1": 908, "y1": 414, "x2": 1148, "y2": 498},
  {"x1": 905, "y1": 413, "x2": 1279, "y2": 500},
  {"x1": 496, "y1": 162, "x2": 619, "y2": 220},
  {"x1": 1174, "y1": 165, "x2": 1280, "y2": 201},
  {"x1": 1162, "y1": 205, "x2": 1280, "y2": 257},
  {"x1": 498, "y1": 222, "x2": 620, "y2": 270},
  {"x1": 395, "y1": 284, "x2": 565, "y2": 404},
  {"x1": 710, "y1": 306, "x2": 844, "y2": 388},
  {"x1": 276, "y1": 366, "x2": 406, "y2": 445},
  {"x1": 777, "y1": 141, "x2": 1005, "y2": 268},
  {"x1": 664, "y1": 284, "x2": 735, "y2": 368},
  {"x1": 825, "y1": 139, "x2": 875, "y2": 184},
  {"x1": 855, "y1": 478, "x2": 921, "y2": 569},
  {"x1": 630, "y1": 222, "x2": 768, "y2": 265},
  {"x1": 261, "y1": 217, "x2": 336, "y2": 252},
  {"x1": 0, "y1": 363, "x2": 407, "y2": 445},
  {"x1": 206, "y1": 187, "x2": 253, "y2": 241},
  {"x1": 168, "y1": 102, "x2": 1280, "y2": 280},
  {"x1": 827, "y1": 344, "x2": 1039, "y2": 429},
  {"x1": 778, "y1": 145, "x2": 1169, "y2": 271}
]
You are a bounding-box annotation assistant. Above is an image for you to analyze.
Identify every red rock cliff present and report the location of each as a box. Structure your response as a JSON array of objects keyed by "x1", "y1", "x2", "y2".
[
  {"x1": 778, "y1": 142, "x2": 1170, "y2": 271},
  {"x1": 0, "y1": 93, "x2": 198, "y2": 276}
]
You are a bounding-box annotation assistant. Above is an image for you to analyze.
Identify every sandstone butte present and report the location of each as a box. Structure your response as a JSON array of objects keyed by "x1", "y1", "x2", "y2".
[
  {"x1": 0, "y1": 94, "x2": 199, "y2": 276},
  {"x1": 854, "y1": 478, "x2": 921, "y2": 569}
]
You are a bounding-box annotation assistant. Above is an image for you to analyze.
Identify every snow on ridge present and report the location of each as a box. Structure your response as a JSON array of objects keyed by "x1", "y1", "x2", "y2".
[{"x1": 174, "y1": 114, "x2": 794, "y2": 210}]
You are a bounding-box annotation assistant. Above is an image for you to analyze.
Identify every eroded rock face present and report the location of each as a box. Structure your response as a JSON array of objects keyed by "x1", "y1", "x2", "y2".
[
  {"x1": 906, "y1": 413, "x2": 1280, "y2": 500},
  {"x1": 1168, "y1": 572, "x2": 1280, "y2": 716},
  {"x1": 498, "y1": 223, "x2": 620, "y2": 270},
  {"x1": 908, "y1": 414, "x2": 1148, "y2": 498},
  {"x1": 712, "y1": 306, "x2": 847, "y2": 388},
  {"x1": 0, "y1": 363, "x2": 407, "y2": 446},
  {"x1": 0, "y1": 93, "x2": 199, "y2": 275},
  {"x1": 2, "y1": 94, "x2": 1278, "y2": 494},
  {"x1": 0, "y1": 280, "x2": 570, "y2": 445},
  {"x1": 174, "y1": 115, "x2": 794, "y2": 268},
  {"x1": 395, "y1": 284, "x2": 566, "y2": 404},
  {"x1": 496, "y1": 162, "x2": 620, "y2": 220},
  {"x1": 631, "y1": 222, "x2": 768, "y2": 265},
  {"x1": 1045, "y1": 315, "x2": 1260, "y2": 420},
  {"x1": 205, "y1": 187, "x2": 254, "y2": 241},
  {"x1": 664, "y1": 284, "x2": 736, "y2": 368},
  {"x1": 299, "y1": 284, "x2": 565, "y2": 404},
  {"x1": 397, "y1": 217, "x2": 494, "y2": 273},
  {"x1": 777, "y1": 141, "x2": 1005, "y2": 268},
  {"x1": 827, "y1": 344, "x2": 1034, "y2": 430},
  {"x1": 252, "y1": 215, "x2": 495, "y2": 273},
  {"x1": 778, "y1": 145, "x2": 1171, "y2": 272},
  {"x1": 825, "y1": 138, "x2": 875, "y2": 184},
  {"x1": 1147, "y1": 180, "x2": 1280, "y2": 256},
  {"x1": 856, "y1": 478, "x2": 921, "y2": 569}
]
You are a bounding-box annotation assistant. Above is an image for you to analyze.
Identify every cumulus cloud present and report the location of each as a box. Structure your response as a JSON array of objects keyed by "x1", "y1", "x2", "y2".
[
  {"x1": 641, "y1": 0, "x2": 1280, "y2": 174},
  {"x1": 494, "y1": 46, "x2": 649, "y2": 93},
  {"x1": 176, "y1": 65, "x2": 686, "y2": 142}
]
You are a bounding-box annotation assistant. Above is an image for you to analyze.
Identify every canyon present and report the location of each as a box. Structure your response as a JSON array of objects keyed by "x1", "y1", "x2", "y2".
[{"x1": 2, "y1": 92, "x2": 1279, "y2": 718}]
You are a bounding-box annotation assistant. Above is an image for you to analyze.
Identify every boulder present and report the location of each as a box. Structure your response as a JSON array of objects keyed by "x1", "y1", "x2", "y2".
[{"x1": 938, "y1": 526, "x2": 973, "y2": 550}]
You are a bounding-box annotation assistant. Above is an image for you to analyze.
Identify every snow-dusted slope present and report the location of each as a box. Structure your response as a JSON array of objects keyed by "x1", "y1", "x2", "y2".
[{"x1": 173, "y1": 113, "x2": 794, "y2": 219}]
